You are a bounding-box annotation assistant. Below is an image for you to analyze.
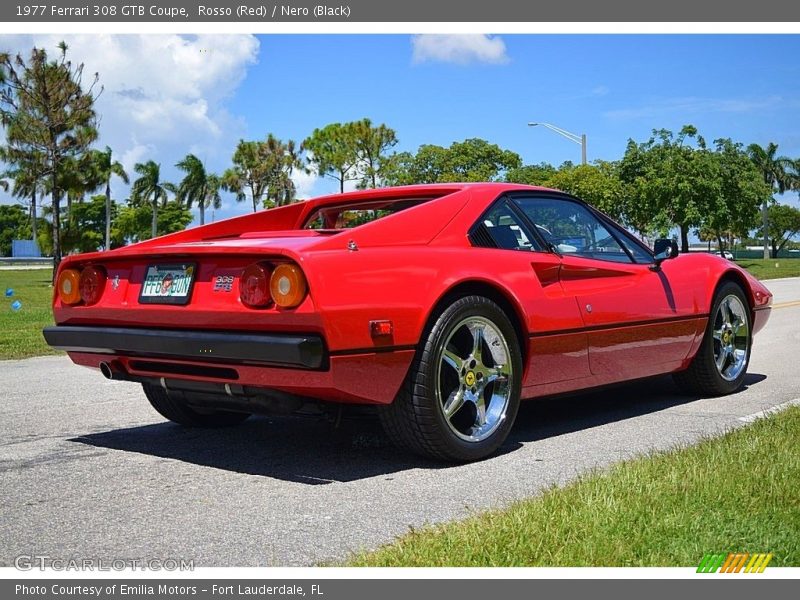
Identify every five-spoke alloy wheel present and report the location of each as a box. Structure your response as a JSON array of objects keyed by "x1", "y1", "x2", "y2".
[
  {"x1": 437, "y1": 316, "x2": 514, "y2": 443},
  {"x1": 674, "y1": 281, "x2": 752, "y2": 396},
  {"x1": 379, "y1": 295, "x2": 522, "y2": 462},
  {"x1": 712, "y1": 293, "x2": 750, "y2": 382}
]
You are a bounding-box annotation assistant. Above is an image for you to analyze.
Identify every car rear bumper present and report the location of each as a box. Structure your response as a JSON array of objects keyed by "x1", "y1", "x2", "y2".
[
  {"x1": 42, "y1": 325, "x2": 325, "y2": 370},
  {"x1": 44, "y1": 325, "x2": 415, "y2": 405}
]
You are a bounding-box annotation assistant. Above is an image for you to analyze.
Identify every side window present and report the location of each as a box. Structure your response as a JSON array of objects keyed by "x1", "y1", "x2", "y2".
[
  {"x1": 613, "y1": 226, "x2": 654, "y2": 264},
  {"x1": 512, "y1": 197, "x2": 633, "y2": 263},
  {"x1": 471, "y1": 200, "x2": 543, "y2": 252}
]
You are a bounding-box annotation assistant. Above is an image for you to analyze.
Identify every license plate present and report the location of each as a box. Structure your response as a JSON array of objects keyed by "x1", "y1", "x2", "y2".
[{"x1": 139, "y1": 264, "x2": 196, "y2": 305}]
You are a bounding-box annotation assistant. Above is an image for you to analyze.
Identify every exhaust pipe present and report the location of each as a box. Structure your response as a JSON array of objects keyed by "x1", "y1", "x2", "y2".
[{"x1": 99, "y1": 361, "x2": 123, "y2": 380}]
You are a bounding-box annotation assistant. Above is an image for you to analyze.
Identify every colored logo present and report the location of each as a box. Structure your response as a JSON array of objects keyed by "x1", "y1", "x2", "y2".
[{"x1": 697, "y1": 553, "x2": 772, "y2": 573}]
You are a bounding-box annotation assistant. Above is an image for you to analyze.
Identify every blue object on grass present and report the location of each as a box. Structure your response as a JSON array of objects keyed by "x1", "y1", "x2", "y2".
[
  {"x1": 11, "y1": 300, "x2": 22, "y2": 311},
  {"x1": 4, "y1": 288, "x2": 12, "y2": 297}
]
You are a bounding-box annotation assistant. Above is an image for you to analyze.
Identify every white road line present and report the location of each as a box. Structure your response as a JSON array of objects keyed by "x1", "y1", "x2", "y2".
[{"x1": 738, "y1": 398, "x2": 800, "y2": 423}]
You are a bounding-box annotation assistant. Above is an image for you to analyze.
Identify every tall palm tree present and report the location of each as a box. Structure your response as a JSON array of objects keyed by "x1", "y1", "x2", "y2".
[
  {"x1": 3, "y1": 166, "x2": 40, "y2": 245},
  {"x1": 0, "y1": 149, "x2": 45, "y2": 247},
  {"x1": 175, "y1": 154, "x2": 221, "y2": 226},
  {"x1": 270, "y1": 136, "x2": 301, "y2": 206},
  {"x1": 203, "y1": 174, "x2": 223, "y2": 222},
  {"x1": 89, "y1": 147, "x2": 129, "y2": 250},
  {"x1": 130, "y1": 160, "x2": 169, "y2": 239},
  {"x1": 748, "y1": 142, "x2": 795, "y2": 259}
]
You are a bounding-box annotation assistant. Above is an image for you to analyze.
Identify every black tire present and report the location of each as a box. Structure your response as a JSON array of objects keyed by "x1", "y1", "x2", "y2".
[
  {"x1": 673, "y1": 281, "x2": 752, "y2": 396},
  {"x1": 379, "y1": 295, "x2": 523, "y2": 462},
  {"x1": 142, "y1": 383, "x2": 251, "y2": 427}
]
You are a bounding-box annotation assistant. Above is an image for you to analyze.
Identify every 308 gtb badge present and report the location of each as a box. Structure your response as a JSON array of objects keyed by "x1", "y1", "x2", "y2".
[{"x1": 212, "y1": 275, "x2": 235, "y2": 293}]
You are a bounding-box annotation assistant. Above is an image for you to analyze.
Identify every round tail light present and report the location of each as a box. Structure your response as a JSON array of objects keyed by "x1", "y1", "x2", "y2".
[
  {"x1": 240, "y1": 263, "x2": 272, "y2": 308},
  {"x1": 79, "y1": 266, "x2": 107, "y2": 305},
  {"x1": 270, "y1": 263, "x2": 308, "y2": 308},
  {"x1": 57, "y1": 268, "x2": 82, "y2": 305}
]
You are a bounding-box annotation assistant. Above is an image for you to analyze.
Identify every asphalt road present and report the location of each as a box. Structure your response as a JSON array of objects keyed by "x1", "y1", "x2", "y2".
[{"x1": 1, "y1": 278, "x2": 799, "y2": 567}]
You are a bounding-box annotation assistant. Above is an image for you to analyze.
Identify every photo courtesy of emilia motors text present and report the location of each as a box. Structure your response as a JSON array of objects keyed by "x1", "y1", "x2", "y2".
[{"x1": 1, "y1": 0, "x2": 799, "y2": 597}]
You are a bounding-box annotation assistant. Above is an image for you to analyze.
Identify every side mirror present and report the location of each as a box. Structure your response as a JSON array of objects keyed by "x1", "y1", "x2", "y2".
[{"x1": 651, "y1": 238, "x2": 678, "y2": 270}]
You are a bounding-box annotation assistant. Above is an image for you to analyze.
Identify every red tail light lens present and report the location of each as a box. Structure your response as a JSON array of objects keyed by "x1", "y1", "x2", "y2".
[
  {"x1": 79, "y1": 266, "x2": 107, "y2": 305},
  {"x1": 240, "y1": 263, "x2": 272, "y2": 308}
]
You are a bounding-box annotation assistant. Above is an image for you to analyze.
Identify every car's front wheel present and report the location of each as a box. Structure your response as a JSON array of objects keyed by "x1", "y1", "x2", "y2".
[
  {"x1": 379, "y1": 295, "x2": 523, "y2": 462},
  {"x1": 673, "y1": 281, "x2": 752, "y2": 396},
  {"x1": 142, "y1": 383, "x2": 251, "y2": 427}
]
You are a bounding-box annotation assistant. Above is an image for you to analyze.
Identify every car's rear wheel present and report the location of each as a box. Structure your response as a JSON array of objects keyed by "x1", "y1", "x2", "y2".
[
  {"x1": 379, "y1": 295, "x2": 523, "y2": 462},
  {"x1": 142, "y1": 383, "x2": 251, "y2": 427},
  {"x1": 673, "y1": 281, "x2": 752, "y2": 396}
]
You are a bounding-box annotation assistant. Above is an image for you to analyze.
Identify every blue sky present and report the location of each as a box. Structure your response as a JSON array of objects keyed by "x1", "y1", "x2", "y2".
[
  {"x1": 2, "y1": 33, "x2": 799, "y2": 221},
  {"x1": 240, "y1": 35, "x2": 800, "y2": 169}
]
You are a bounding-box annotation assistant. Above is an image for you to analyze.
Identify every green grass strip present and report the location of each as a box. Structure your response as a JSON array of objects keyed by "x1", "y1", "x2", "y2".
[
  {"x1": 735, "y1": 258, "x2": 800, "y2": 280},
  {"x1": 351, "y1": 407, "x2": 800, "y2": 567},
  {"x1": 0, "y1": 269, "x2": 59, "y2": 360}
]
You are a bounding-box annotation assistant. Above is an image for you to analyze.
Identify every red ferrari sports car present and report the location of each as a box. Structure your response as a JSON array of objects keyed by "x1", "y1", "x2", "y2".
[{"x1": 44, "y1": 183, "x2": 772, "y2": 461}]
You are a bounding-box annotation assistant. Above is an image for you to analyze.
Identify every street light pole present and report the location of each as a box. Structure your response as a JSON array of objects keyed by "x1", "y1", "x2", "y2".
[
  {"x1": 528, "y1": 122, "x2": 587, "y2": 165},
  {"x1": 581, "y1": 133, "x2": 587, "y2": 166}
]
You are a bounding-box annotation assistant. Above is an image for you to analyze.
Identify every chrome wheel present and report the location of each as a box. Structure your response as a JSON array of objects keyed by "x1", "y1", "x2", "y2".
[
  {"x1": 712, "y1": 294, "x2": 749, "y2": 382},
  {"x1": 435, "y1": 316, "x2": 513, "y2": 442}
]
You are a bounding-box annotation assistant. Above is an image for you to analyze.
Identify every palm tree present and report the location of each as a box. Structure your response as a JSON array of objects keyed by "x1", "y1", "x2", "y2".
[
  {"x1": 175, "y1": 154, "x2": 221, "y2": 226},
  {"x1": 130, "y1": 160, "x2": 169, "y2": 239},
  {"x1": 89, "y1": 147, "x2": 129, "y2": 250},
  {"x1": 59, "y1": 155, "x2": 99, "y2": 229},
  {"x1": 3, "y1": 166, "x2": 41, "y2": 245},
  {"x1": 272, "y1": 137, "x2": 301, "y2": 206},
  {"x1": 0, "y1": 149, "x2": 45, "y2": 247},
  {"x1": 748, "y1": 142, "x2": 795, "y2": 259},
  {"x1": 222, "y1": 136, "x2": 301, "y2": 212}
]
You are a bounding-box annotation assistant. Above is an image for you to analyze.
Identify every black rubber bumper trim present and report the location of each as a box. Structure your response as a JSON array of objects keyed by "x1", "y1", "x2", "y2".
[{"x1": 42, "y1": 325, "x2": 325, "y2": 369}]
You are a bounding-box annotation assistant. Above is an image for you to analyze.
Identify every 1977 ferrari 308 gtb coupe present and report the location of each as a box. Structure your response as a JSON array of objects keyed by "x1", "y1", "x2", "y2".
[{"x1": 44, "y1": 183, "x2": 772, "y2": 461}]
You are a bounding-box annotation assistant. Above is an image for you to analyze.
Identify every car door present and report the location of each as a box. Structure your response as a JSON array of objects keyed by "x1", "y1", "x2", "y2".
[
  {"x1": 474, "y1": 198, "x2": 591, "y2": 387},
  {"x1": 511, "y1": 195, "x2": 703, "y2": 383}
]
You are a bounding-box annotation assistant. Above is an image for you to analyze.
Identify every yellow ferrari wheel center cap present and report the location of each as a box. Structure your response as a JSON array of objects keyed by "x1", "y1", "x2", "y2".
[{"x1": 465, "y1": 371, "x2": 476, "y2": 386}]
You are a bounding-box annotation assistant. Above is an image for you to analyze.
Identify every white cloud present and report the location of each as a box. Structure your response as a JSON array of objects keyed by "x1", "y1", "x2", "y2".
[
  {"x1": 119, "y1": 143, "x2": 154, "y2": 181},
  {"x1": 411, "y1": 35, "x2": 509, "y2": 65},
  {"x1": 291, "y1": 166, "x2": 320, "y2": 200},
  {"x1": 590, "y1": 85, "x2": 610, "y2": 97},
  {"x1": 0, "y1": 34, "x2": 259, "y2": 215}
]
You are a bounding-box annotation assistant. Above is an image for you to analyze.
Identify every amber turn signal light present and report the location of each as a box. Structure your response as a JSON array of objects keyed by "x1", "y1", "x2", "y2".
[
  {"x1": 269, "y1": 263, "x2": 308, "y2": 308},
  {"x1": 57, "y1": 268, "x2": 82, "y2": 305}
]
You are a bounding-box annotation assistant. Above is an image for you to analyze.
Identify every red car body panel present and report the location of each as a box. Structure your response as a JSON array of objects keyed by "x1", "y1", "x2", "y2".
[{"x1": 48, "y1": 183, "x2": 772, "y2": 405}]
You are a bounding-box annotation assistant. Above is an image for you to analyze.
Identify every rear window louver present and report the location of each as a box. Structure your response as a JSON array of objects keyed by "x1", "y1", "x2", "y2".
[{"x1": 469, "y1": 223, "x2": 498, "y2": 249}]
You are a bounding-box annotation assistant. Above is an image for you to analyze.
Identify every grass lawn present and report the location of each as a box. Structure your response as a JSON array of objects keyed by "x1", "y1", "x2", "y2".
[
  {"x1": 0, "y1": 269, "x2": 59, "y2": 360},
  {"x1": 351, "y1": 407, "x2": 800, "y2": 567},
  {"x1": 737, "y1": 258, "x2": 800, "y2": 280}
]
